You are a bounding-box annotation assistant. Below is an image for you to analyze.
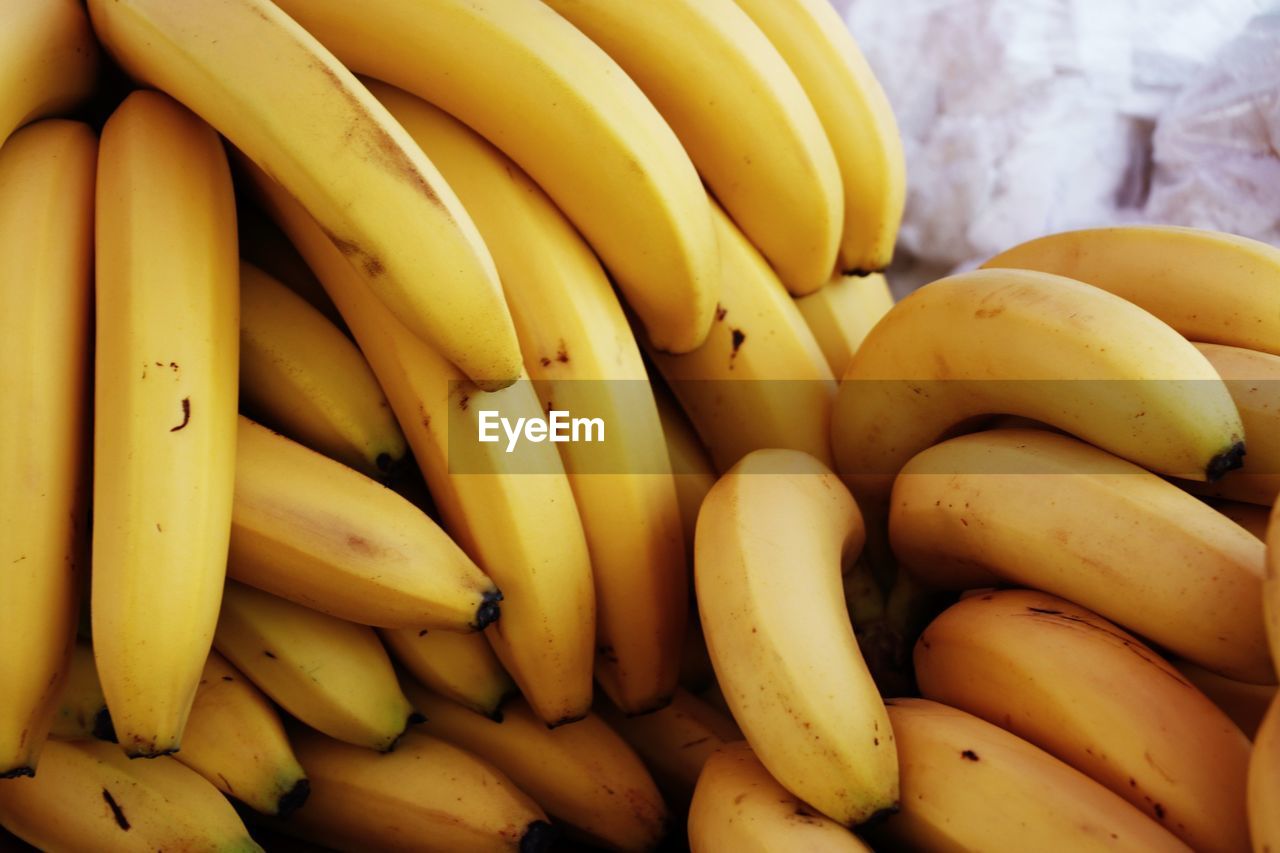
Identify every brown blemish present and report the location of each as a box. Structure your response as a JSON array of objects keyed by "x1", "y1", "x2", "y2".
[
  {"x1": 960, "y1": 750, "x2": 979, "y2": 761},
  {"x1": 715, "y1": 304, "x2": 727, "y2": 322},
  {"x1": 347, "y1": 534, "x2": 374, "y2": 554},
  {"x1": 1153, "y1": 803, "x2": 1165, "y2": 820},
  {"x1": 264, "y1": 650, "x2": 277, "y2": 659},
  {"x1": 221, "y1": 676, "x2": 234, "y2": 682},
  {"x1": 459, "y1": 394, "x2": 470, "y2": 412},
  {"x1": 103, "y1": 789, "x2": 130, "y2": 830},
  {"x1": 597, "y1": 644, "x2": 619, "y2": 664},
  {"x1": 730, "y1": 329, "x2": 746, "y2": 356},
  {"x1": 418, "y1": 629, "x2": 429, "y2": 637},
  {"x1": 555, "y1": 342, "x2": 569, "y2": 363},
  {"x1": 169, "y1": 397, "x2": 191, "y2": 432}
]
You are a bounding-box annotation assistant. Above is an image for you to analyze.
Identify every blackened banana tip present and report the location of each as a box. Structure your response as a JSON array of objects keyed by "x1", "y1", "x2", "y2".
[
  {"x1": 519, "y1": 820, "x2": 558, "y2": 853},
  {"x1": 0, "y1": 765, "x2": 33, "y2": 779},
  {"x1": 1206, "y1": 440, "x2": 1246, "y2": 482},
  {"x1": 472, "y1": 589, "x2": 503, "y2": 630},
  {"x1": 275, "y1": 777, "x2": 311, "y2": 818}
]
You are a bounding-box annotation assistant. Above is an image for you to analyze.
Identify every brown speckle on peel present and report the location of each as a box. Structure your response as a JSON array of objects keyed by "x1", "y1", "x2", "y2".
[
  {"x1": 730, "y1": 329, "x2": 746, "y2": 358},
  {"x1": 418, "y1": 629, "x2": 429, "y2": 637},
  {"x1": 459, "y1": 394, "x2": 470, "y2": 412},
  {"x1": 169, "y1": 398, "x2": 191, "y2": 432},
  {"x1": 103, "y1": 789, "x2": 130, "y2": 831},
  {"x1": 221, "y1": 676, "x2": 234, "y2": 682},
  {"x1": 556, "y1": 342, "x2": 569, "y2": 363},
  {"x1": 264, "y1": 650, "x2": 277, "y2": 659},
  {"x1": 1153, "y1": 803, "x2": 1165, "y2": 820},
  {"x1": 715, "y1": 304, "x2": 727, "y2": 322},
  {"x1": 960, "y1": 750, "x2": 979, "y2": 761},
  {"x1": 539, "y1": 356, "x2": 551, "y2": 367}
]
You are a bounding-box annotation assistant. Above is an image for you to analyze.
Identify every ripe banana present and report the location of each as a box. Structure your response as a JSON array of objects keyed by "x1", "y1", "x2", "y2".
[
  {"x1": 380, "y1": 627, "x2": 515, "y2": 720},
  {"x1": 873, "y1": 699, "x2": 1191, "y2": 852},
  {"x1": 0, "y1": 119, "x2": 94, "y2": 777},
  {"x1": 1250, "y1": 696, "x2": 1280, "y2": 852},
  {"x1": 695, "y1": 449, "x2": 896, "y2": 826},
  {"x1": 0, "y1": 0, "x2": 98, "y2": 146},
  {"x1": 688, "y1": 741, "x2": 872, "y2": 853},
  {"x1": 796, "y1": 272, "x2": 894, "y2": 377},
  {"x1": 93, "y1": 90, "x2": 239, "y2": 757},
  {"x1": 229, "y1": 415, "x2": 500, "y2": 630},
  {"x1": 406, "y1": 684, "x2": 668, "y2": 853},
  {"x1": 915, "y1": 589, "x2": 1251, "y2": 853},
  {"x1": 244, "y1": 159, "x2": 595, "y2": 728},
  {"x1": 282, "y1": 726, "x2": 553, "y2": 853},
  {"x1": 49, "y1": 641, "x2": 111, "y2": 742},
  {"x1": 889, "y1": 429, "x2": 1271, "y2": 682},
  {"x1": 214, "y1": 582, "x2": 415, "y2": 752},
  {"x1": 373, "y1": 81, "x2": 686, "y2": 715},
  {"x1": 545, "y1": 0, "x2": 840, "y2": 296},
  {"x1": 273, "y1": 0, "x2": 718, "y2": 355},
  {"x1": 648, "y1": 202, "x2": 836, "y2": 471},
  {"x1": 0, "y1": 739, "x2": 260, "y2": 852},
  {"x1": 655, "y1": 384, "x2": 718, "y2": 554},
  {"x1": 239, "y1": 260, "x2": 405, "y2": 478},
  {"x1": 86, "y1": 0, "x2": 521, "y2": 390},
  {"x1": 1174, "y1": 659, "x2": 1277, "y2": 739},
  {"x1": 983, "y1": 225, "x2": 1280, "y2": 356}
]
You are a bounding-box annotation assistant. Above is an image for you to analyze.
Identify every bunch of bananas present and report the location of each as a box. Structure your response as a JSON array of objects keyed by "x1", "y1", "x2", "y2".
[{"x1": 2, "y1": 0, "x2": 1278, "y2": 852}]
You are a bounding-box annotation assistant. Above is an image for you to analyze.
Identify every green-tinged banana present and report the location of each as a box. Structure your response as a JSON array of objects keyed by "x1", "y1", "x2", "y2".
[
  {"x1": 243, "y1": 158, "x2": 595, "y2": 728},
  {"x1": 688, "y1": 741, "x2": 871, "y2": 853},
  {"x1": 915, "y1": 589, "x2": 1251, "y2": 852},
  {"x1": 1175, "y1": 659, "x2": 1277, "y2": 739},
  {"x1": 734, "y1": 0, "x2": 905, "y2": 275},
  {"x1": 229, "y1": 415, "x2": 500, "y2": 630},
  {"x1": 281, "y1": 726, "x2": 553, "y2": 853},
  {"x1": 239, "y1": 261, "x2": 405, "y2": 478},
  {"x1": 93, "y1": 90, "x2": 238, "y2": 757},
  {"x1": 0, "y1": 120, "x2": 93, "y2": 777},
  {"x1": 214, "y1": 582, "x2": 414, "y2": 751},
  {"x1": 49, "y1": 641, "x2": 111, "y2": 742},
  {"x1": 406, "y1": 684, "x2": 667, "y2": 853},
  {"x1": 649, "y1": 202, "x2": 836, "y2": 471},
  {"x1": 0, "y1": 739, "x2": 260, "y2": 852},
  {"x1": 86, "y1": 0, "x2": 521, "y2": 389},
  {"x1": 1250, "y1": 696, "x2": 1280, "y2": 852},
  {"x1": 696, "y1": 449, "x2": 895, "y2": 826},
  {"x1": 796, "y1": 272, "x2": 894, "y2": 377},
  {"x1": 873, "y1": 699, "x2": 1191, "y2": 852},
  {"x1": 655, "y1": 383, "x2": 718, "y2": 552},
  {"x1": 0, "y1": 0, "x2": 98, "y2": 146},
  {"x1": 890, "y1": 429, "x2": 1271, "y2": 682},
  {"x1": 381, "y1": 627, "x2": 515, "y2": 720}
]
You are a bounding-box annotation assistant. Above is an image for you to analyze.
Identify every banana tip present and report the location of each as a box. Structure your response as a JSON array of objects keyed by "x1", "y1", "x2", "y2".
[
  {"x1": 520, "y1": 820, "x2": 558, "y2": 853},
  {"x1": 275, "y1": 778, "x2": 311, "y2": 817},
  {"x1": 0, "y1": 765, "x2": 34, "y2": 779},
  {"x1": 1206, "y1": 440, "x2": 1246, "y2": 482},
  {"x1": 857, "y1": 802, "x2": 901, "y2": 830},
  {"x1": 93, "y1": 707, "x2": 117, "y2": 743},
  {"x1": 472, "y1": 589, "x2": 503, "y2": 631}
]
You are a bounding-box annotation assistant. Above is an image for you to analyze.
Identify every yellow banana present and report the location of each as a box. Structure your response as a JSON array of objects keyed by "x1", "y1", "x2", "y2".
[
  {"x1": 380, "y1": 627, "x2": 515, "y2": 720},
  {"x1": 696, "y1": 449, "x2": 896, "y2": 826},
  {"x1": 890, "y1": 429, "x2": 1271, "y2": 682},
  {"x1": 796, "y1": 272, "x2": 894, "y2": 377},
  {"x1": 406, "y1": 684, "x2": 667, "y2": 853},
  {"x1": 86, "y1": 0, "x2": 520, "y2": 390},
  {"x1": 1250, "y1": 696, "x2": 1280, "y2": 853},
  {"x1": 214, "y1": 582, "x2": 414, "y2": 752},
  {"x1": 649, "y1": 202, "x2": 836, "y2": 471},
  {"x1": 0, "y1": 739, "x2": 260, "y2": 852},
  {"x1": 654, "y1": 384, "x2": 718, "y2": 554},
  {"x1": 734, "y1": 0, "x2": 905, "y2": 275},
  {"x1": 1174, "y1": 659, "x2": 1277, "y2": 739},
  {"x1": 49, "y1": 641, "x2": 110, "y2": 742},
  {"x1": 688, "y1": 741, "x2": 872, "y2": 853},
  {"x1": 239, "y1": 260, "x2": 405, "y2": 478},
  {"x1": 0, "y1": 0, "x2": 98, "y2": 146},
  {"x1": 0, "y1": 119, "x2": 94, "y2": 777},
  {"x1": 983, "y1": 225, "x2": 1280, "y2": 356},
  {"x1": 915, "y1": 589, "x2": 1251, "y2": 852},
  {"x1": 243, "y1": 158, "x2": 596, "y2": 728},
  {"x1": 93, "y1": 90, "x2": 239, "y2": 757}
]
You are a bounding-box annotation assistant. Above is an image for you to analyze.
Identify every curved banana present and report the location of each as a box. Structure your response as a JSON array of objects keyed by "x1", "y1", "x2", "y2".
[
  {"x1": 1174, "y1": 659, "x2": 1276, "y2": 739},
  {"x1": 214, "y1": 582, "x2": 414, "y2": 752},
  {"x1": 983, "y1": 226, "x2": 1280, "y2": 356},
  {"x1": 49, "y1": 641, "x2": 111, "y2": 742},
  {"x1": 243, "y1": 159, "x2": 595, "y2": 728},
  {"x1": 273, "y1": 0, "x2": 717, "y2": 355},
  {"x1": 655, "y1": 384, "x2": 718, "y2": 554},
  {"x1": 1250, "y1": 696, "x2": 1280, "y2": 853},
  {"x1": 229, "y1": 415, "x2": 499, "y2": 630},
  {"x1": 239, "y1": 261, "x2": 405, "y2": 478},
  {"x1": 0, "y1": 0, "x2": 98, "y2": 146},
  {"x1": 0, "y1": 120, "x2": 94, "y2": 777},
  {"x1": 915, "y1": 589, "x2": 1251, "y2": 853},
  {"x1": 93, "y1": 91, "x2": 238, "y2": 757},
  {"x1": 688, "y1": 741, "x2": 871, "y2": 853},
  {"x1": 86, "y1": 0, "x2": 520, "y2": 390},
  {"x1": 406, "y1": 685, "x2": 667, "y2": 853},
  {"x1": 874, "y1": 699, "x2": 1191, "y2": 852},
  {"x1": 796, "y1": 272, "x2": 894, "y2": 377},
  {"x1": 696, "y1": 449, "x2": 895, "y2": 826},
  {"x1": 380, "y1": 627, "x2": 515, "y2": 720},
  {"x1": 0, "y1": 739, "x2": 260, "y2": 852},
  {"x1": 890, "y1": 429, "x2": 1271, "y2": 682},
  {"x1": 734, "y1": 0, "x2": 905, "y2": 275}
]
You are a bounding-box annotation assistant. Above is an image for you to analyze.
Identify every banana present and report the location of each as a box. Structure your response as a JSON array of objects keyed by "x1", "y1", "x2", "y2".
[
  {"x1": 1250, "y1": 695, "x2": 1280, "y2": 852},
  {"x1": 688, "y1": 741, "x2": 872, "y2": 853},
  {"x1": 229, "y1": 415, "x2": 500, "y2": 630},
  {"x1": 243, "y1": 158, "x2": 596, "y2": 728},
  {"x1": 0, "y1": 739, "x2": 260, "y2": 852},
  {"x1": 734, "y1": 0, "x2": 905, "y2": 275},
  {"x1": 380, "y1": 627, "x2": 515, "y2": 720},
  {"x1": 373, "y1": 81, "x2": 686, "y2": 715},
  {"x1": 873, "y1": 699, "x2": 1191, "y2": 852},
  {"x1": 544, "y1": 0, "x2": 840, "y2": 296},
  {"x1": 175, "y1": 651, "x2": 308, "y2": 817},
  {"x1": 696, "y1": 449, "x2": 896, "y2": 826},
  {"x1": 1174, "y1": 659, "x2": 1277, "y2": 739},
  {"x1": 406, "y1": 684, "x2": 667, "y2": 852},
  {"x1": 983, "y1": 225, "x2": 1280, "y2": 356},
  {"x1": 915, "y1": 589, "x2": 1251, "y2": 852},
  {"x1": 214, "y1": 582, "x2": 415, "y2": 752},
  {"x1": 281, "y1": 726, "x2": 553, "y2": 853},
  {"x1": 239, "y1": 260, "x2": 405, "y2": 478},
  {"x1": 93, "y1": 90, "x2": 239, "y2": 757},
  {"x1": 0, "y1": 120, "x2": 94, "y2": 777},
  {"x1": 49, "y1": 641, "x2": 111, "y2": 742},
  {"x1": 796, "y1": 272, "x2": 894, "y2": 377},
  {"x1": 890, "y1": 429, "x2": 1271, "y2": 682},
  {"x1": 1269, "y1": 502, "x2": 1280, "y2": 685},
  {"x1": 86, "y1": 0, "x2": 521, "y2": 390},
  {"x1": 648, "y1": 202, "x2": 836, "y2": 471},
  {"x1": 0, "y1": 0, "x2": 98, "y2": 146},
  {"x1": 655, "y1": 384, "x2": 718, "y2": 553}
]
